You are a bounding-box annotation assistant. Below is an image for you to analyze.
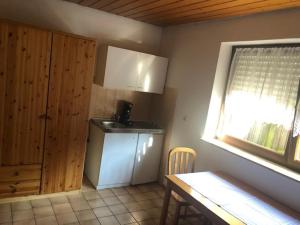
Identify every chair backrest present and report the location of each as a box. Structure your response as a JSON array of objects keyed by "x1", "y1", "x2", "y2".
[{"x1": 167, "y1": 147, "x2": 197, "y2": 175}]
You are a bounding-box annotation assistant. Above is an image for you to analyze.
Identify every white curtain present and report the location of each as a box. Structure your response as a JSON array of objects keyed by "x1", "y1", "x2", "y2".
[{"x1": 222, "y1": 47, "x2": 300, "y2": 154}]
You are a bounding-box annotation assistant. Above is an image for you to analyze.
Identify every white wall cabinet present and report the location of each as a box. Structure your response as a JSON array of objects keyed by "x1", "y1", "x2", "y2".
[
  {"x1": 85, "y1": 124, "x2": 164, "y2": 189},
  {"x1": 102, "y1": 46, "x2": 138, "y2": 91},
  {"x1": 96, "y1": 46, "x2": 168, "y2": 94}
]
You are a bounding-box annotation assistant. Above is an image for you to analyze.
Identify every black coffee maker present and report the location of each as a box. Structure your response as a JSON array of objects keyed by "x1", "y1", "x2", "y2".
[{"x1": 116, "y1": 100, "x2": 133, "y2": 126}]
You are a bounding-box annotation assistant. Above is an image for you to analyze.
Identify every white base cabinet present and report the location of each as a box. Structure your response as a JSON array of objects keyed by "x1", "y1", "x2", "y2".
[
  {"x1": 85, "y1": 123, "x2": 163, "y2": 189},
  {"x1": 132, "y1": 134, "x2": 163, "y2": 185},
  {"x1": 99, "y1": 133, "x2": 138, "y2": 188}
]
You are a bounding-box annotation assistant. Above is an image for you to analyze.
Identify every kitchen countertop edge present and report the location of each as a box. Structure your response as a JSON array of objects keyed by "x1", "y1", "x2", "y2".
[{"x1": 90, "y1": 119, "x2": 165, "y2": 134}]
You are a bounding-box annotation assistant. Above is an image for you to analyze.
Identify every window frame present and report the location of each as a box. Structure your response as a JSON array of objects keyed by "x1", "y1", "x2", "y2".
[
  {"x1": 218, "y1": 43, "x2": 300, "y2": 173},
  {"x1": 287, "y1": 133, "x2": 300, "y2": 168}
]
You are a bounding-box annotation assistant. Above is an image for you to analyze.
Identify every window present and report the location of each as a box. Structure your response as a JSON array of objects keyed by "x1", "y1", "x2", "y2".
[{"x1": 218, "y1": 45, "x2": 300, "y2": 171}]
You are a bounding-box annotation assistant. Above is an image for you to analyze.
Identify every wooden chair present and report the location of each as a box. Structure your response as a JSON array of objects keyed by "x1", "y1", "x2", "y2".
[
  {"x1": 168, "y1": 147, "x2": 197, "y2": 176},
  {"x1": 168, "y1": 147, "x2": 209, "y2": 225},
  {"x1": 167, "y1": 147, "x2": 197, "y2": 225}
]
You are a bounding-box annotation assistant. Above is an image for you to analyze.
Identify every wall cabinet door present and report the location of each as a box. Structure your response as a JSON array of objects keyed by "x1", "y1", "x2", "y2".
[
  {"x1": 103, "y1": 46, "x2": 138, "y2": 91},
  {"x1": 99, "y1": 133, "x2": 138, "y2": 188},
  {"x1": 131, "y1": 134, "x2": 163, "y2": 185},
  {"x1": 41, "y1": 33, "x2": 96, "y2": 193},
  {"x1": 137, "y1": 53, "x2": 168, "y2": 94},
  {"x1": 98, "y1": 46, "x2": 168, "y2": 94}
]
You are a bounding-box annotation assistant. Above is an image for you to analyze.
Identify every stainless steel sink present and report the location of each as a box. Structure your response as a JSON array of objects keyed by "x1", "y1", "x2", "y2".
[
  {"x1": 100, "y1": 120, "x2": 160, "y2": 129},
  {"x1": 101, "y1": 121, "x2": 125, "y2": 128}
]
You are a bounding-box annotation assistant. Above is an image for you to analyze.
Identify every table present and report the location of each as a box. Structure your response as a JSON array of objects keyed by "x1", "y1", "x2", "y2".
[{"x1": 159, "y1": 172, "x2": 300, "y2": 225}]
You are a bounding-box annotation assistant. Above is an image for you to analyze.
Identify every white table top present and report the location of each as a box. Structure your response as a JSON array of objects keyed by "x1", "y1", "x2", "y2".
[{"x1": 176, "y1": 172, "x2": 300, "y2": 225}]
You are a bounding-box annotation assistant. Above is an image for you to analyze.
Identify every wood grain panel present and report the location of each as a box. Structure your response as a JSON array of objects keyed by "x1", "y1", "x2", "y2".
[
  {"x1": 66, "y1": 0, "x2": 300, "y2": 25},
  {"x1": 150, "y1": 0, "x2": 300, "y2": 25},
  {"x1": 100, "y1": 0, "x2": 138, "y2": 11},
  {"x1": 41, "y1": 33, "x2": 96, "y2": 193},
  {"x1": 90, "y1": 0, "x2": 116, "y2": 9},
  {"x1": 120, "y1": 0, "x2": 179, "y2": 16},
  {"x1": 0, "y1": 165, "x2": 41, "y2": 182},
  {"x1": 79, "y1": 0, "x2": 99, "y2": 6},
  {"x1": 133, "y1": 0, "x2": 237, "y2": 20},
  {"x1": 0, "y1": 21, "x2": 52, "y2": 166},
  {"x1": 0, "y1": 180, "x2": 40, "y2": 198},
  {"x1": 109, "y1": 0, "x2": 161, "y2": 14},
  {"x1": 128, "y1": 0, "x2": 211, "y2": 19},
  {"x1": 158, "y1": 0, "x2": 300, "y2": 25},
  {"x1": 0, "y1": 164, "x2": 41, "y2": 197}
]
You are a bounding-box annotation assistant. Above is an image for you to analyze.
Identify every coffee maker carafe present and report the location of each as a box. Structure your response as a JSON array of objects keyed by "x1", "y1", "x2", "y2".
[{"x1": 116, "y1": 100, "x2": 133, "y2": 126}]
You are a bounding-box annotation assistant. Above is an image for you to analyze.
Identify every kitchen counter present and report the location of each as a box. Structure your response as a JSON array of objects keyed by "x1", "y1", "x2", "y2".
[{"x1": 91, "y1": 118, "x2": 164, "y2": 134}]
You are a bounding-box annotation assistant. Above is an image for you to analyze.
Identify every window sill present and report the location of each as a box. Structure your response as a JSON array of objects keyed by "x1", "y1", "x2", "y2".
[{"x1": 201, "y1": 137, "x2": 300, "y2": 183}]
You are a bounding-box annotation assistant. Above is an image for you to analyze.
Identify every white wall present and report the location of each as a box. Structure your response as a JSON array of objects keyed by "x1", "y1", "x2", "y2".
[
  {"x1": 160, "y1": 8, "x2": 300, "y2": 210},
  {"x1": 0, "y1": 0, "x2": 162, "y2": 54}
]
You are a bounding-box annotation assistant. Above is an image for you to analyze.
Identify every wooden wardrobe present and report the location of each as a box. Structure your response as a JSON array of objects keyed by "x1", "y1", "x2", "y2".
[{"x1": 0, "y1": 20, "x2": 96, "y2": 197}]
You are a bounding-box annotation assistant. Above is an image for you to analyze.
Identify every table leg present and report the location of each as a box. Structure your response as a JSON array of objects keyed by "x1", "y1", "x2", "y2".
[{"x1": 160, "y1": 181, "x2": 172, "y2": 225}]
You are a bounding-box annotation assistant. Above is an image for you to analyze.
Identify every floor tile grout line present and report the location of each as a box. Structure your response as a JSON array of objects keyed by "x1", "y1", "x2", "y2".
[{"x1": 50, "y1": 197, "x2": 61, "y2": 225}]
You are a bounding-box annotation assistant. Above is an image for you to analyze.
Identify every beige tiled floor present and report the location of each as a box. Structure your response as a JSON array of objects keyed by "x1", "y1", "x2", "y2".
[{"x1": 0, "y1": 178, "x2": 204, "y2": 225}]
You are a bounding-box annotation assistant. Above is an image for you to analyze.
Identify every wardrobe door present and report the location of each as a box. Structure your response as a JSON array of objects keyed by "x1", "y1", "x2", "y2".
[
  {"x1": 0, "y1": 21, "x2": 51, "y2": 197},
  {"x1": 41, "y1": 33, "x2": 96, "y2": 193}
]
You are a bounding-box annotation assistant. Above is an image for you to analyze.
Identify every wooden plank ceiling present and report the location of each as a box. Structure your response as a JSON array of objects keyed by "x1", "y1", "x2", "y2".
[{"x1": 66, "y1": 0, "x2": 300, "y2": 26}]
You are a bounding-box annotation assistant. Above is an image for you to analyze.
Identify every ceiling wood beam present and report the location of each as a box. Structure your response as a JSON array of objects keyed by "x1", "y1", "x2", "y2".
[
  {"x1": 160, "y1": 0, "x2": 300, "y2": 25},
  {"x1": 109, "y1": 0, "x2": 159, "y2": 14},
  {"x1": 128, "y1": 0, "x2": 210, "y2": 19},
  {"x1": 120, "y1": 0, "x2": 180, "y2": 16},
  {"x1": 78, "y1": 0, "x2": 99, "y2": 6},
  {"x1": 138, "y1": 0, "x2": 270, "y2": 22},
  {"x1": 171, "y1": 3, "x2": 300, "y2": 25},
  {"x1": 90, "y1": 0, "x2": 116, "y2": 9},
  {"x1": 100, "y1": 0, "x2": 138, "y2": 11},
  {"x1": 65, "y1": 0, "x2": 300, "y2": 26},
  {"x1": 132, "y1": 0, "x2": 240, "y2": 20}
]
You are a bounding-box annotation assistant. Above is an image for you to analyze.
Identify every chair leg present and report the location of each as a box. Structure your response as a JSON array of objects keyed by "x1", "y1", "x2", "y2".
[{"x1": 173, "y1": 203, "x2": 181, "y2": 225}]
